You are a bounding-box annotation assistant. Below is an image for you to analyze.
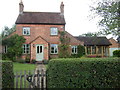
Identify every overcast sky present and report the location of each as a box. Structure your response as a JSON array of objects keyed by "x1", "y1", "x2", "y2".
[{"x1": 0, "y1": 0, "x2": 102, "y2": 36}]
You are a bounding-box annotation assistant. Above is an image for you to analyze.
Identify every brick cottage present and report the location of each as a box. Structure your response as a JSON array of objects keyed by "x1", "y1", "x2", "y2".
[{"x1": 10, "y1": 0, "x2": 83, "y2": 62}]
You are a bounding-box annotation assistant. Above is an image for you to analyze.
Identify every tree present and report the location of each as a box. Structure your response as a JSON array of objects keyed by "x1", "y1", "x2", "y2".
[
  {"x1": 2, "y1": 34, "x2": 26, "y2": 61},
  {"x1": 90, "y1": 0, "x2": 120, "y2": 37},
  {"x1": 81, "y1": 32, "x2": 99, "y2": 37},
  {"x1": 1, "y1": 25, "x2": 16, "y2": 38}
]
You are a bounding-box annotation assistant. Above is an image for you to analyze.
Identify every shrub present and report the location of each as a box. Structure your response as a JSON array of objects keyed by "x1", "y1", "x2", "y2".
[
  {"x1": 42, "y1": 60, "x2": 49, "y2": 64},
  {"x1": 16, "y1": 59, "x2": 25, "y2": 63},
  {"x1": 2, "y1": 54, "x2": 9, "y2": 60},
  {"x1": 58, "y1": 44, "x2": 71, "y2": 58},
  {"x1": 113, "y1": 50, "x2": 120, "y2": 57},
  {"x1": 31, "y1": 59, "x2": 36, "y2": 64},
  {"x1": 47, "y1": 58, "x2": 120, "y2": 88},
  {"x1": 71, "y1": 45, "x2": 85, "y2": 58},
  {"x1": 2, "y1": 34, "x2": 26, "y2": 61},
  {"x1": 25, "y1": 55, "x2": 30, "y2": 63},
  {"x1": 1, "y1": 60, "x2": 14, "y2": 88}
]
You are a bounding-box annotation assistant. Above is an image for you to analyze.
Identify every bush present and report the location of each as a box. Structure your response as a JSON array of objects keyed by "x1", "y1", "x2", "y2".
[
  {"x1": 16, "y1": 59, "x2": 25, "y2": 63},
  {"x1": 1, "y1": 60, "x2": 14, "y2": 88},
  {"x1": 47, "y1": 58, "x2": 120, "y2": 88},
  {"x1": 71, "y1": 45, "x2": 85, "y2": 58},
  {"x1": 42, "y1": 60, "x2": 49, "y2": 64},
  {"x1": 25, "y1": 55, "x2": 30, "y2": 63},
  {"x1": 113, "y1": 50, "x2": 120, "y2": 57},
  {"x1": 31, "y1": 59, "x2": 36, "y2": 64},
  {"x1": 2, "y1": 54, "x2": 9, "y2": 60}
]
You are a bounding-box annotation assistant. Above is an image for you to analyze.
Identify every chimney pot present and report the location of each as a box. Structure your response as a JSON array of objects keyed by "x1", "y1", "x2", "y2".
[
  {"x1": 60, "y1": 2, "x2": 64, "y2": 15},
  {"x1": 19, "y1": 0, "x2": 24, "y2": 14}
]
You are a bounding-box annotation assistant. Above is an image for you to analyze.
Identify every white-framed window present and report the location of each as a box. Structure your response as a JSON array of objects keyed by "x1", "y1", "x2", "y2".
[
  {"x1": 23, "y1": 44, "x2": 30, "y2": 54},
  {"x1": 23, "y1": 27, "x2": 30, "y2": 35},
  {"x1": 71, "y1": 46, "x2": 78, "y2": 54},
  {"x1": 50, "y1": 27, "x2": 58, "y2": 35},
  {"x1": 50, "y1": 44, "x2": 58, "y2": 54}
]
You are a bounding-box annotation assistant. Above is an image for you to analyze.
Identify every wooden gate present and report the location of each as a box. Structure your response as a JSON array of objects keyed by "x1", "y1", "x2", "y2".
[{"x1": 14, "y1": 69, "x2": 46, "y2": 88}]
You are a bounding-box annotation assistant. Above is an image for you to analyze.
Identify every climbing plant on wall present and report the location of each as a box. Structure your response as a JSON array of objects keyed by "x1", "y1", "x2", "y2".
[{"x1": 58, "y1": 31, "x2": 71, "y2": 58}]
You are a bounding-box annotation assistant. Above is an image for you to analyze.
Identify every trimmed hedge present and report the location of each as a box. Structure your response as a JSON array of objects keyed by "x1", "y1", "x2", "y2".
[
  {"x1": 1, "y1": 60, "x2": 14, "y2": 88},
  {"x1": 47, "y1": 58, "x2": 120, "y2": 88}
]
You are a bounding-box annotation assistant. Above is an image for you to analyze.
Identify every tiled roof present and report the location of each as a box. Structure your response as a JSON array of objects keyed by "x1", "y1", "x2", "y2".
[
  {"x1": 75, "y1": 36, "x2": 111, "y2": 46},
  {"x1": 15, "y1": 12, "x2": 66, "y2": 25}
]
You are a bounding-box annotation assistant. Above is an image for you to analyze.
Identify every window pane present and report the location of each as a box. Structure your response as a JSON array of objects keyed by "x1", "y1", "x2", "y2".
[
  {"x1": 40, "y1": 46, "x2": 42, "y2": 53},
  {"x1": 23, "y1": 44, "x2": 30, "y2": 54},
  {"x1": 37, "y1": 46, "x2": 39, "y2": 53},
  {"x1": 51, "y1": 44, "x2": 58, "y2": 54},
  {"x1": 23, "y1": 27, "x2": 30, "y2": 35},
  {"x1": 51, "y1": 28, "x2": 58, "y2": 35},
  {"x1": 24, "y1": 30, "x2": 26, "y2": 35},
  {"x1": 71, "y1": 46, "x2": 77, "y2": 54},
  {"x1": 26, "y1": 50, "x2": 29, "y2": 54}
]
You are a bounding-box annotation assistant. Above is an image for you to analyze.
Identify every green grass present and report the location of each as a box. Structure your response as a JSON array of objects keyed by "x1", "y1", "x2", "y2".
[{"x1": 13, "y1": 62, "x2": 36, "y2": 72}]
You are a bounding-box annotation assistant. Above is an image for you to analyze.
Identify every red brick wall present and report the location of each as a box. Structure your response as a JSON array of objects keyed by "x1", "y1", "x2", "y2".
[
  {"x1": 15, "y1": 24, "x2": 65, "y2": 60},
  {"x1": 109, "y1": 38, "x2": 119, "y2": 48},
  {"x1": 16, "y1": 24, "x2": 64, "y2": 44}
]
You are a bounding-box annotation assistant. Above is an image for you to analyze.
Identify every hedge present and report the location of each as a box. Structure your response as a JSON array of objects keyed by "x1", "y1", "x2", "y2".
[
  {"x1": 47, "y1": 58, "x2": 120, "y2": 88},
  {"x1": 1, "y1": 60, "x2": 14, "y2": 88},
  {"x1": 113, "y1": 50, "x2": 120, "y2": 57}
]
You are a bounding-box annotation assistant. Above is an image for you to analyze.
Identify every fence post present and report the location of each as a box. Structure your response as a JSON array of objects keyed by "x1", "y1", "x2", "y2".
[
  {"x1": 15, "y1": 72, "x2": 18, "y2": 88},
  {"x1": 24, "y1": 70, "x2": 27, "y2": 88},
  {"x1": 20, "y1": 71, "x2": 23, "y2": 88}
]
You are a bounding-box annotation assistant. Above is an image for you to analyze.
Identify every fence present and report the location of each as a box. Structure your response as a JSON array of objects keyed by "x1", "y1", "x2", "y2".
[{"x1": 14, "y1": 69, "x2": 46, "y2": 88}]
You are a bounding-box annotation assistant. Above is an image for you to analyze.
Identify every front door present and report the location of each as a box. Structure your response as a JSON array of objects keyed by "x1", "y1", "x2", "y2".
[{"x1": 36, "y1": 45, "x2": 44, "y2": 61}]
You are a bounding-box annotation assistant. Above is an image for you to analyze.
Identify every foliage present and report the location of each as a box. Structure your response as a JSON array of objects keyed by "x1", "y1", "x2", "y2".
[
  {"x1": 90, "y1": 0, "x2": 120, "y2": 36},
  {"x1": 81, "y1": 32, "x2": 99, "y2": 37},
  {"x1": 42, "y1": 60, "x2": 49, "y2": 64},
  {"x1": 59, "y1": 31, "x2": 71, "y2": 58},
  {"x1": 113, "y1": 50, "x2": 120, "y2": 57},
  {"x1": 2, "y1": 25, "x2": 16, "y2": 38},
  {"x1": 47, "y1": 58, "x2": 120, "y2": 88},
  {"x1": 58, "y1": 44, "x2": 71, "y2": 58},
  {"x1": 1, "y1": 60, "x2": 14, "y2": 88},
  {"x1": 2, "y1": 54, "x2": 9, "y2": 60},
  {"x1": 2, "y1": 34, "x2": 26, "y2": 61},
  {"x1": 71, "y1": 45, "x2": 85, "y2": 58},
  {"x1": 25, "y1": 55, "x2": 30, "y2": 63},
  {"x1": 31, "y1": 59, "x2": 36, "y2": 64}
]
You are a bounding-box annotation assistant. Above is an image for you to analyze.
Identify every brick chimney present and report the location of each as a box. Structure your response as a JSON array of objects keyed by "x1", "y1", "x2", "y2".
[
  {"x1": 19, "y1": 0, "x2": 24, "y2": 14},
  {"x1": 60, "y1": 2, "x2": 64, "y2": 15}
]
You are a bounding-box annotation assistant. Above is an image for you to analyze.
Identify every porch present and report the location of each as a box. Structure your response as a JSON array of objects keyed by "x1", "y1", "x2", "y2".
[{"x1": 85, "y1": 45, "x2": 110, "y2": 57}]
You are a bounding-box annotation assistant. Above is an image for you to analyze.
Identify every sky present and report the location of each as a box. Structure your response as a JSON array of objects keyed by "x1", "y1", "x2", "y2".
[{"x1": 0, "y1": 0, "x2": 103, "y2": 36}]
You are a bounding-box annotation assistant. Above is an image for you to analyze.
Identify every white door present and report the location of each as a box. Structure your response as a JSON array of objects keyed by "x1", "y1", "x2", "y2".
[{"x1": 36, "y1": 45, "x2": 44, "y2": 61}]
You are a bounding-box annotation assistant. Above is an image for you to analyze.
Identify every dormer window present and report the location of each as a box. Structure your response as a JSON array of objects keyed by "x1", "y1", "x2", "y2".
[
  {"x1": 50, "y1": 27, "x2": 58, "y2": 35},
  {"x1": 23, "y1": 27, "x2": 30, "y2": 35}
]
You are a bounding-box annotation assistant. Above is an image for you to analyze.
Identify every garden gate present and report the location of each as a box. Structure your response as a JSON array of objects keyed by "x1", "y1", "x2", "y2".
[{"x1": 14, "y1": 69, "x2": 46, "y2": 88}]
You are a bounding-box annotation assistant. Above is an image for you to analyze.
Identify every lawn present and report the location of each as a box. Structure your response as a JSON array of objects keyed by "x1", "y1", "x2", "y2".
[{"x1": 13, "y1": 62, "x2": 36, "y2": 72}]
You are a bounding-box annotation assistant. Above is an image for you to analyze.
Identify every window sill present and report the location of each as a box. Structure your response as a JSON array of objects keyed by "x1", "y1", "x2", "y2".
[
  {"x1": 50, "y1": 53, "x2": 58, "y2": 55},
  {"x1": 23, "y1": 35, "x2": 30, "y2": 36},
  {"x1": 50, "y1": 35, "x2": 58, "y2": 36},
  {"x1": 22, "y1": 53, "x2": 30, "y2": 55},
  {"x1": 71, "y1": 53, "x2": 78, "y2": 55}
]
